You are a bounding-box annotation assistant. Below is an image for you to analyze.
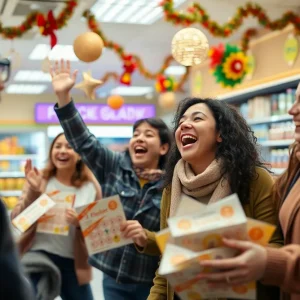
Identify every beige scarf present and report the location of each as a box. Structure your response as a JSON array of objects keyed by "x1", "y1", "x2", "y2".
[{"x1": 170, "y1": 158, "x2": 231, "y2": 217}]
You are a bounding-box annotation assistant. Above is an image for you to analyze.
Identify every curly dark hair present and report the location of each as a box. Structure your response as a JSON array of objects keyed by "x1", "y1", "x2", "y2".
[{"x1": 164, "y1": 97, "x2": 267, "y2": 204}]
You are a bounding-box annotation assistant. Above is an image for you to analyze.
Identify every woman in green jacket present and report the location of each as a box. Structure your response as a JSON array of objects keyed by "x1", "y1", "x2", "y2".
[{"x1": 144, "y1": 98, "x2": 283, "y2": 300}]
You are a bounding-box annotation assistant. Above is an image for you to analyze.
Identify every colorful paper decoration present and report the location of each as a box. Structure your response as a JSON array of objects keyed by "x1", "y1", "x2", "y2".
[
  {"x1": 75, "y1": 71, "x2": 103, "y2": 100},
  {"x1": 107, "y1": 95, "x2": 124, "y2": 110},
  {"x1": 246, "y1": 51, "x2": 255, "y2": 80},
  {"x1": 284, "y1": 34, "x2": 299, "y2": 66},
  {"x1": 171, "y1": 28, "x2": 209, "y2": 66},
  {"x1": 120, "y1": 55, "x2": 136, "y2": 85},
  {"x1": 73, "y1": 32, "x2": 104, "y2": 63},
  {"x1": 209, "y1": 44, "x2": 248, "y2": 87},
  {"x1": 155, "y1": 75, "x2": 176, "y2": 93}
]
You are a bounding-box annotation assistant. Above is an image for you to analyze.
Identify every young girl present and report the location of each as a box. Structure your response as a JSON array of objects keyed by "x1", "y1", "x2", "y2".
[
  {"x1": 194, "y1": 83, "x2": 300, "y2": 300},
  {"x1": 50, "y1": 60, "x2": 172, "y2": 300},
  {"x1": 11, "y1": 133, "x2": 102, "y2": 300},
  {"x1": 147, "y1": 98, "x2": 283, "y2": 300}
]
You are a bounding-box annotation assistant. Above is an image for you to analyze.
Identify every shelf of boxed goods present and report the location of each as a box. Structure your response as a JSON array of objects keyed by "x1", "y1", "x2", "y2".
[
  {"x1": 247, "y1": 114, "x2": 292, "y2": 125},
  {"x1": 0, "y1": 171, "x2": 25, "y2": 178},
  {"x1": 259, "y1": 139, "x2": 294, "y2": 147},
  {"x1": 0, "y1": 190, "x2": 22, "y2": 197},
  {"x1": 0, "y1": 154, "x2": 38, "y2": 160},
  {"x1": 218, "y1": 74, "x2": 300, "y2": 104}
]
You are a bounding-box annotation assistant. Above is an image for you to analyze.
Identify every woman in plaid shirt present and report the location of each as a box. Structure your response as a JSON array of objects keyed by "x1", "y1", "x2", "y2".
[{"x1": 50, "y1": 60, "x2": 172, "y2": 300}]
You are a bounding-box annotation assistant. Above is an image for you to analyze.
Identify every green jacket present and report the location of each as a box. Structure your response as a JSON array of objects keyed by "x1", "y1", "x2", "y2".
[{"x1": 143, "y1": 167, "x2": 283, "y2": 300}]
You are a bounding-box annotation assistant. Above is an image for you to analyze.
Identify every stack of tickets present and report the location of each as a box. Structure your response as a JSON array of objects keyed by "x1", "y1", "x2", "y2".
[{"x1": 155, "y1": 194, "x2": 276, "y2": 300}]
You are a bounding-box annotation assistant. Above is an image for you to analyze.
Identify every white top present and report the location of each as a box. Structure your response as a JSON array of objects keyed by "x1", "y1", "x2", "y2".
[{"x1": 31, "y1": 177, "x2": 97, "y2": 259}]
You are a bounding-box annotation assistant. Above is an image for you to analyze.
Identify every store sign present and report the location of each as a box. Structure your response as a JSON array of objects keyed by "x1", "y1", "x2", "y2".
[{"x1": 35, "y1": 103, "x2": 156, "y2": 124}]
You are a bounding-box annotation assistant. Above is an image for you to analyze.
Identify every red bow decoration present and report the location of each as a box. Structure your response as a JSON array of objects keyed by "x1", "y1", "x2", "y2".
[
  {"x1": 37, "y1": 10, "x2": 58, "y2": 49},
  {"x1": 120, "y1": 55, "x2": 136, "y2": 85},
  {"x1": 209, "y1": 44, "x2": 225, "y2": 69}
]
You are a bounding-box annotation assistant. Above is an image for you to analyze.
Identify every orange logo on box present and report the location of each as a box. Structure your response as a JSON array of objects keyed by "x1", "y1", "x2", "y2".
[
  {"x1": 202, "y1": 234, "x2": 222, "y2": 249},
  {"x1": 170, "y1": 254, "x2": 187, "y2": 266},
  {"x1": 108, "y1": 200, "x2": 118, "y2": 210},
  {"x1": 177, "y1": 219, "x2": 192, "y2": 230},
  {"x1": 39, "y1": 198, "x2": 48, "y2": 207},
  {"x1": 249, "y1": 227, "x2": 264, "y2": 241},
  {"x1": 232, "y1": 285, "x2": 248, "y2": 294},
  {"x1": 220, "y1": 205, "x2": 234, "y2": 218},
  {"x1": 18, "y1": 217, "x2": 27, "y2": 225}
]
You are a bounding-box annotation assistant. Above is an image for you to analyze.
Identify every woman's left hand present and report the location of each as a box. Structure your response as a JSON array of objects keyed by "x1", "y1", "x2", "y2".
[
  {"x1": 65, "y1": 208, "x2": 79, "y2": 227},
  {"x1": 197, "y1": 238, "x2": 267, "y2": 287}
]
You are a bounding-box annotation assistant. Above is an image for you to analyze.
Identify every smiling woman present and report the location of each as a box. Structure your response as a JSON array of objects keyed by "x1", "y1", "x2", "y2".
[{"x1": 146, "y1": 97, "x2": 283, "y2": 300}]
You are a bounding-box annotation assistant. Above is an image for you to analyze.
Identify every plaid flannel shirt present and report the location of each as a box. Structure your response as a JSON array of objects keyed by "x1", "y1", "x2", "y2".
[{"x1": 55, "y1": 101, "x2": 162, "y2": 284}]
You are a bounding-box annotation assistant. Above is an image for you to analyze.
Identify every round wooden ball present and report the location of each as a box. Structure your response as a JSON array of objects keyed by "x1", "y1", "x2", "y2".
[{"x1": 73, "y1": 32, "x2": 104, "y2": 63}]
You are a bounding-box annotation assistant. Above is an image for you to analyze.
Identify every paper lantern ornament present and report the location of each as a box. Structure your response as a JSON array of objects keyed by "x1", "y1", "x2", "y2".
[
  {"x1": 73, "y1": 32, "x2": 104, "y2": 63},
  {"x1": 107, "y1": 95, "x2": 124, "y2": 110},
  {"x1": 75, "y1": 71, "x2": 103, "y2": 100},
  {"x1": 158, "y1": 92, "x2": 176, "y2": 109},
  {"x1": 171, "y1": 28, "x2": 209, "y2": 66}
]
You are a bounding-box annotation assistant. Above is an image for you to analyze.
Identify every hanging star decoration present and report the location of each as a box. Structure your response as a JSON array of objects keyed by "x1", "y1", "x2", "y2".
[{"x1": 75, "y1": 71, "x2": 103, "y2": 100}]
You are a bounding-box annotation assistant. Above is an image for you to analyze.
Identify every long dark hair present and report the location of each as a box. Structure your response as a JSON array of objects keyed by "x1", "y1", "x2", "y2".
[
  {"x1": 133, "y1": 118, "x2": 172, "y2": 169},
  {"x1": 164, "y1": 97, "x2": 266, "y2": 204},
  {"x1": 43, "y1": 133, "x2": 92, "y2": 188}
]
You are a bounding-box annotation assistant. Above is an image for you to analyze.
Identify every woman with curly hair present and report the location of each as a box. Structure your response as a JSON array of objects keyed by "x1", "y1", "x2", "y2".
[{"x1": 144, "y1": 98, "x2": 283, "y2": 300}]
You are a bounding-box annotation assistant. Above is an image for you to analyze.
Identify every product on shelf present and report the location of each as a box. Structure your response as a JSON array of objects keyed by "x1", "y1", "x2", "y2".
[
  {"x1": 1, "y1": 197, "x2": 19, "y2": 210},
  {"x1": 239, "y1": 88, "x2": 297, "y2": 120},
  {"x1": 0, "y1": 178, "x2": 25, "y2": 191},
  {"x1": 269, "y1": 122, "x2": 295, "y2": 140},
  {"x1": 269, "y1": 148, "x2": 289, "y2": 169},
  {"x1": 0, "y1": 136, "x2": 28, "y2": 155}
]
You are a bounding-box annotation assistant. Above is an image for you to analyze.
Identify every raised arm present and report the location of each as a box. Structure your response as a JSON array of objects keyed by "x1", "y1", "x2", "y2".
[{"x1": 51, "y1": 60, "x2": 120, "y2": 183}]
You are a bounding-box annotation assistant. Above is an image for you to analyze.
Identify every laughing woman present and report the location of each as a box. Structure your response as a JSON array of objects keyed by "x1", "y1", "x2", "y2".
[{"x1": 146, "y1": 98, "x2": 283, "y2": 300}]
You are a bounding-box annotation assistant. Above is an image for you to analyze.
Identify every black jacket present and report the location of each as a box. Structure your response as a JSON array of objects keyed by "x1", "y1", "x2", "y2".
[{"x1": 0, "y1": 200, "x2": 34, "y2": 300}]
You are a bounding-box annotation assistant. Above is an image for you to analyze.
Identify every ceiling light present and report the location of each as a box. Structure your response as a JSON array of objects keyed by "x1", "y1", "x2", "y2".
[
  {"x1": 14, "y1": 70, "x2": 52, "y2": 82},
  {"x1": 6, "y1": 84, "x2": 48, "y2": 94},
  {"x1": 165, "y1": 66, "x2": 187, "y2": 76},
  {"x1": 29, "y1": 44, "x2": 78, "y2": 61},
  {"x1": 110, "y1": 86, "x2": 153, "y2": 96},
  {"x1": 91, "y1": 0, "x2": 187, "y2": 25}
]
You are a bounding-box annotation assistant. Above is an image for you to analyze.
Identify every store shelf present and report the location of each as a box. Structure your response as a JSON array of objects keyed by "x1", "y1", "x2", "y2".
[
  {"x1": 272, "y1": 168, "x2": 286, "y2": 175},
  {"x1": 259, "y1": 139, "x2": 294, "y2": 147},
  {"x1": 0, "y1": 190, "x2": 22, "y2": 197},
  {"x1": 0, "y1": 154, "x2": 38, "y2": 161},
  {"x1": 247, "y1": 114, "x2": 292, "y2": 125},
  {"x1": 218, "y1": 74, "x2": 300, "y2": 104},
  {"x1": 0, "y1": 172, "x2": 25, "y2": 178}
]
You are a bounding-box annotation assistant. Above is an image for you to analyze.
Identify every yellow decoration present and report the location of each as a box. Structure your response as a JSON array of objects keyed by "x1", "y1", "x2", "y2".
[
  {"x1": 107, "y1": 95, "x2": 124, "y2": 110},
  {"x1": 158, "y1": 92, "x2": 176, "y2": 109},
  {"x1": 284, "y1": 34, "x2": 299, "y2": 66},
  {"x1": 73, "y1": 32, "x2": 104, "y2": 63},
  {"x1": 171, "y1": 28, "x2": 209, "y2": 66},
  {"x1": 75, "y1": 71, "x2": 103, "y2": 100},
  {"x1": 246, "y1": 50, "x2": 255, "y2": 80},
  {"x1": 193, "y1": 71, "x2": 202, "y2": 95},
  {"x1": 222, "y1": 52, "x2": 248, "y2": 80}
]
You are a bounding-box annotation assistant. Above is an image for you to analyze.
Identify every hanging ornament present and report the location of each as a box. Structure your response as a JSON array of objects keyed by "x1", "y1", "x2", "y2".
[
  {"x1": 37, "y1": 10, "x2": 58, "y2": 49},
  {"x1": 75, "y1": 71, "x2": 103, "y2": 100},
  {"x1": 209, "y1": 44, "x2": 225, "y2": 69},
  {"x1": 120, "y1": 55, "x2": 136, "y2": 85},
  {"x1": 171, "y1": 28, "x2": 209, "y2": 66},
  {"x1": 209, "y1": 44, "x2": 248, "y2": 88},
  {"x1": 283, "y1": 34, "x2": 299, "y2": 66},
  {"x1": 73, "y1": 32, "x2": 104, "y2": 63},
  {"x1": 107, "y1": 95, "x2": 124, "y2": 110},
  {"x1": 158, "y1": 92, "x2": 176, "y2": 109},
  {"x1": 155, "y1": 75, "x2": 176, "y2": 93}
]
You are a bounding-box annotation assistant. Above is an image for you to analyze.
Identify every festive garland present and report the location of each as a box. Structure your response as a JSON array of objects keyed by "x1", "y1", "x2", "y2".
[
  {"x1": 0, "y1": 0, "x2": 77, "y2": 40},
  {"x1": 209, "y1": 44, "x2": 248, "y2": 87},
  {"x1": 160, "y1": 0, "x2": 300, "y2": 51},
  {"x1": 83, "y1": 10, "x2": 189, "y2": 92}
]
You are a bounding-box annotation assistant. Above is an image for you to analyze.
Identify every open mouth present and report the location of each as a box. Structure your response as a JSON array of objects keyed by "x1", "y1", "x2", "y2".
[
  {"x1": 134, "y1": 146, "x2": 148, "y2": 155},
  {"x1": 57, "y1": 157, "x2": 70, "y2": 162},
  {"x1": 181, "y1": 134, "x2": 198, "y2": 147}
]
